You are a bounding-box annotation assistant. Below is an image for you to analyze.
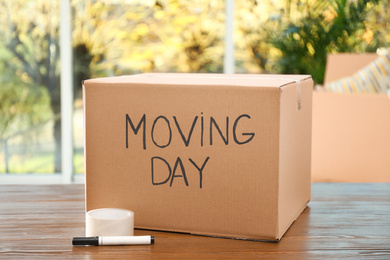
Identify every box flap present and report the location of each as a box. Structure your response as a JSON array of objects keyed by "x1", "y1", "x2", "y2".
[
  {"x1": 85, "y1": 73, "x2": 311, "y2": 89},
  {"x1": 324, "y1": 53, "x2": 378, "y2": 83}
]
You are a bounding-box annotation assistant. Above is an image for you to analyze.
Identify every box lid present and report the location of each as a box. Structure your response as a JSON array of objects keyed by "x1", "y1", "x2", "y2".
[{"x1": 85, "y1": 73, "x2": 311, "y2": 89}]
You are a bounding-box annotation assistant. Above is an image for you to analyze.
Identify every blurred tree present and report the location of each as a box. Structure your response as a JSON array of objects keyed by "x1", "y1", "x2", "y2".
[
  {"x1": 0, "y1": 44, "x2": 50, "y2": 141},
  {"x1": 0, "y1": 0, "x2": 109, "y2": 172},
  {"x1": 234, "y1": 0, "x2": 281, "y2": 73},
  {"x1": 72, "y1": 0, "x2": 114, "y2": 78},
  {"x1": 365, "y1": 0, "x2": 390, "y2": 49},
  {"x1": 104, "y1": 0, "x2": 225, "y2": 73},
  {"x1": 0, "y1": 0, "x2": 61, "y2": 171}
]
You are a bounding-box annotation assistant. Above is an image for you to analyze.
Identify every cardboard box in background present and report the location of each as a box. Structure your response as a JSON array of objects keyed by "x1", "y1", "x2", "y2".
[
  {"x1": 323, "y1": 53, "x2": 378, "y2": 83},
  {"x1": 83, "y1": 73, "x2": 313, "y2": 241},
  {"x1": 312, "y1": 53, "x2": 390, "y2": 182},
  {"x1": 312, "y1": 92, "x2": 390, "y2": 182}
]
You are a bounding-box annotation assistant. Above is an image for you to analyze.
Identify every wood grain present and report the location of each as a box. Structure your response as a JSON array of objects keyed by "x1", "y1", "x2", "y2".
[{"x1": 0, "y1": 183, "x2": 389, "y2": 259}]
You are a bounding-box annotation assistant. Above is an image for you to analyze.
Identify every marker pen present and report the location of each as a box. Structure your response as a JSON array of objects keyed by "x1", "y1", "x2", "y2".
[{"x1": 72, "y1": 235, "x2": 154, "y2": 246}]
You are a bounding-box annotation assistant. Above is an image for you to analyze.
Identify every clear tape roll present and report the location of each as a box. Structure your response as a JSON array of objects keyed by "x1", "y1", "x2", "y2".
[{"x1": 86, "y1": 208, "x2": 134, "y2": 237}]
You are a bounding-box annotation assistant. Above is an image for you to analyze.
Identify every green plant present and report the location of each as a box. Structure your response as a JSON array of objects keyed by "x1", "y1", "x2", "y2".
[{"x1": 269, "y1": 0, "x2": 379, "y2": 84}]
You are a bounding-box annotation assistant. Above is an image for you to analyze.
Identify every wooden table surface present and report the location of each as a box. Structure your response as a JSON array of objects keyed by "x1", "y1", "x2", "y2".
[{"x1": 0, "y1": 183, "x2": 389, "y2": 259}]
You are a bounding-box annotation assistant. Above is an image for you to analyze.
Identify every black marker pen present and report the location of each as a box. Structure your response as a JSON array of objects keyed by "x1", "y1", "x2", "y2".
[{"x1": 72, "y1": 235, "x2": 154, "y2": 246}]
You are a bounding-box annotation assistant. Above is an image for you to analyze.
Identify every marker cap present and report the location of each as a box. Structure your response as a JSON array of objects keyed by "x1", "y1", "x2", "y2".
[{"x1": 72, "y1": 236, "x2": 99, "y2": 246}]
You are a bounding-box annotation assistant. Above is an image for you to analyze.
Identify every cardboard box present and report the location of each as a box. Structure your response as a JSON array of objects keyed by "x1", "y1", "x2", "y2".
[
  {"x1": 312, "y1": 91, "x2": 390, "y2": 182},
  {"x1": 312, "y1": 52, "x2": 390, "y2": 182},
  {"x1": 83, "y1": 73, "x2": 313, "y2": 241}
]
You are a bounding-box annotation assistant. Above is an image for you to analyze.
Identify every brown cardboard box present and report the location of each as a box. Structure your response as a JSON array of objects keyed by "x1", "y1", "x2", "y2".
[
  {"x1": 312, "y1": 52, "x2": 390, "y2": 182},
  {"x1": 312, "y1": 92, "x2": 390, "y2": 182},
  {"x1": 83, "y1": 73, "x2": 313, "y2": 241}
]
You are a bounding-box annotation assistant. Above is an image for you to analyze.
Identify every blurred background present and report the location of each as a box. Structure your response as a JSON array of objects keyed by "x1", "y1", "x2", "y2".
[{"x1": 0, "y1": 0, "x2": 389, "y2": 183}]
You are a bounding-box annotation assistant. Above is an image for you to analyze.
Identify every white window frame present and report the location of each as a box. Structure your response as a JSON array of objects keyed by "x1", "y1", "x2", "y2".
[
  {"x1": 224, "y1": 0, "x2": 235, "y2": 74},
  {"x1": 0, "y1": 0, "x2": 235, "y2": 184},
  {"x1": 60, "y1": 0, "x2": 74, "y2": 184}
]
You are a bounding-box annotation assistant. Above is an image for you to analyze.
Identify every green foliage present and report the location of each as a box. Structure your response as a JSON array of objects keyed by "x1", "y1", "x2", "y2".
[
  {"x1": 0, "y1": 0, "x2": 62, "y2": 172},
  {"x1": 0, "y1": 42, "x2": 51, "y2": 140},
  {"x1": 72, "y1": 0, "x2": 225, "y2": 75},
  {"x1": 235, "y1": 0, "x2": 279, "y2": 73},
  {"x1": 268, "y1": 0, "x2": 380, "y2": 84},
  {"x1": 0, "y1": 0, "x2": 59, "y2": 130}
]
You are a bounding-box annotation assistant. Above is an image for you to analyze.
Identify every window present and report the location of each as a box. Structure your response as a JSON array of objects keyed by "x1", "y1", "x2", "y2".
[
  {"x1": 0, "y1": 0, "x2": 63, "y2": 183},
  {"x1": 1, "y1": 0, "x2": 388, "y2": 183}
]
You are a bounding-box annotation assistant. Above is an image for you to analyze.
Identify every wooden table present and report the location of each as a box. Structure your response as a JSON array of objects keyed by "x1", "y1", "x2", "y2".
[{"x1": 0, "y1": 183, "x2": 389, "y2": 259}]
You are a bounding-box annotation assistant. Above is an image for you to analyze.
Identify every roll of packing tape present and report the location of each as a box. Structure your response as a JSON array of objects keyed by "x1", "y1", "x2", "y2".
[{"x1": 86, "y1": 208, "x2": 134, "y2": 237}]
